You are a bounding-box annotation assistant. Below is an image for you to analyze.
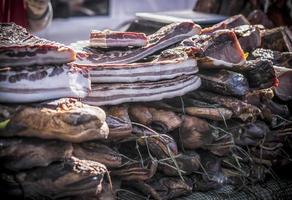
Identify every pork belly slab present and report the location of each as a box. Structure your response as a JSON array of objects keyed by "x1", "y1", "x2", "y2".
[
  {"x1": 0, "y1": 23, "x2": 76, "y2": 67},
  {"x1": 72, "y1": 22, "x2": 201, "y2": 64},
  {"x1": 90, "y1": 30, "x2": 147, "y2": 48},
  {"x1": 0, "y1": 65, "x2": 90, "y2": 103},
  {"x1": 85, "y1": 75, "x2": 201, "y2": 106}
]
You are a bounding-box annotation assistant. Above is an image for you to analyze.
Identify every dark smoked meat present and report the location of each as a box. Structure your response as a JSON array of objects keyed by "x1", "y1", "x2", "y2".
[
  {"x1": 261, "y1": 27, "x2": 292, "y2": 52},
  {"x1": 0, "y1": 23, "x2": 76, "y2": 67}
]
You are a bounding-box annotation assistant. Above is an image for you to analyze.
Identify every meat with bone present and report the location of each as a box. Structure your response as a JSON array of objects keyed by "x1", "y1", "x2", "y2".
[
  {"x1": 0, "y1": 137, "x2": 73, "y2": 171},
  {"x1": 0, "y1": 98, "x2": 109, "y2": 143},
  {"x1": 0, "y1": 64, "x2": 91, "y2": 103},
  {"x1": 0, "y1": 157, "x2": 107, "y2": 199},
  {"x1": 181, "y1": 30, "x2": 246, "y2": 69},
  {"x1": 90, "y1": 30, "x2": 147, "y2": 48},
  {"x1": 76, "y1": 48, "x2": 198, "y2": 83},
  {"x1": 199, "y1": 69, "x2": 250, "y2": 96},
  {"x1": 85, "y1": 75, "x2": 201, "y2": 106},
  {"x1": 261, "y1": 27, "x2": 292, "y2": 52},
  {"x1": 233, "y1": 25, "x2": 263, "y2": 52},
  {"x1": 72, "y1": 22, "x2": 201, "y2": 64},
  {"x1": 0, "y1": 23, "x2": 76, "y2": 67}
]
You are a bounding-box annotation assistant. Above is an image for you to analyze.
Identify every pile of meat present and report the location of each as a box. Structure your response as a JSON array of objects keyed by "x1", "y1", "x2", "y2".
[{"x1": 1, "y1": 14, "x2": 292, "y2": 200}]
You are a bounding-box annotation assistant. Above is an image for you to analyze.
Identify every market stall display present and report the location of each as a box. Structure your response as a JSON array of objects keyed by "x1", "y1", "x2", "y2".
[{"x1": 1, "y1": 12, "x2": 292, "y2": 199}]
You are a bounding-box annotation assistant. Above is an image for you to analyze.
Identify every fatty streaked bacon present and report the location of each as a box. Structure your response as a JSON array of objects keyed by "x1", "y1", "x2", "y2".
[
  {"x1": 90, "y1": 30, "x2": 147, "y2": 48},
  {"x1": 72, "y1": 22, "x2": 201, "y2": 64},
  {"x1": 0, "y1": 65, "x2": 91, "y2": 103},
  {"x1": 85, "y1": 75, "x2": 201, "y2": 106},
  {"x1": 0, "y1": 23, "x2": 76, "y2": 67}
]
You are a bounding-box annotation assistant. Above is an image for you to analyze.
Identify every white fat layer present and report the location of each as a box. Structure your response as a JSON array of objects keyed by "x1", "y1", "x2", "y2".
[
  {"x1": 85, "y1": 77, "x2": 201, "y2": 106},
  {"x1": 0, "y1": 51, "x2": 74, "y2": 66},
  {"x1": 90, "y1": 59, "x2": 198, "y2": 82},
  {"x1": 90, "y1": 38, "x2": 147, "y2": 48},
  {"x1": 0, "y1": 88, "x2": 88, "y2": 103},
  {"x1": 89, "y1": 76, "x2": 200, "y2": 97},
  {"x1": 0, "y1": 65, "x2": 90, "y2": 103}
]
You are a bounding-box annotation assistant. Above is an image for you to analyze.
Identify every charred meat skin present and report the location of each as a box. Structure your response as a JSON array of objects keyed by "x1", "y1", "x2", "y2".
[{"x1": 0, "y1": 23, "x2": 76, "y2": 67}]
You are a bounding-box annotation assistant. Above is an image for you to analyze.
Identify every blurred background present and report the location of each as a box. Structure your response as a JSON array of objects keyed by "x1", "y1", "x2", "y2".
[{"x1": 37, "y1": 0, "x2": 197, "y2": 44}]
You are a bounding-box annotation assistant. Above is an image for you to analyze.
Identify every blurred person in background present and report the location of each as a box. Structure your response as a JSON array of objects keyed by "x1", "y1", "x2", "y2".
[{"x1": 0, "y1": 0, "x2": 52, "y2": 32}]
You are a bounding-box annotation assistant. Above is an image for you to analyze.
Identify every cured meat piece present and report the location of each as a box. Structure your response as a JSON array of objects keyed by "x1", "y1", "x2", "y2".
[
  {"x1": 233, "y1": 25, "x2": 263, "y2": 52},
  {"x1": 160, "y1": 97, "x2": 233, "y2": 121},
  {"x1": 0, "y1": 157, "x2": 107, "y2": 199},
  {"x1": 158, "y1": 151, "x2": 200, "y2": 176},
  {"x1": 73, "y1": 142, "x2": 122, "y2": 168},
  {"x1": 129, "y1": 104, "x2": 153, "y2": 125},
  {"x1": 72, "y1": 22, "x2": 201, "y2": 64},
  {"x1": 0, "y1": 64, "x2": 91, "y2": 103},
  {"x1": 232, "y1": 59, "x2": 276, "y2": 89},
  {"x1": 85, "y1": 75, "x2": 201, "y2": 106},
  {"x1": 202, "y1": 15, "x2": 250, "y2": 34},
  {"x1": 242, "y1": 88, "x2": 274, "y2": 106},
  {"x1": 76, "y1": 49, "x2": 198, "y2": 83},
  {"x1": 261, "y1": 27, "x2": 292, "y2": 52},
  {"x1": 124, "y1": 175, "x2": 193, "y2": 200},
  {"x1": 251, "y1": 48, "x2": 292, "y2": 69},
  {"x1": 0, "y1": 137, "x2": 72, "y2": 171},
  {"x1": 178, "y1": 115, "x2": 214, "y2": 149},
  {"x1": 199, "y1": 69, "x2": 249, "y2": 96},
  {"x1": 105, "y1": 105, "x2": 132, "y2": 140},
  {"x1": 247, "y1": 10, "x2": 275, "y2": 29},
  {"x1": 111, "y1": 159, "x2": 157, "y2": 181},
  {"x1": 133, "y1": 124, "x2": 178, "y2": 158},
  {"x1": 188, "y1": 91, "x2": 262, "y2": 122},
  {"x1": 0, "y1": 23, "x2": 76, "y2": 67},
  {"x1": 191, "y1": 150, "x2": 227, "y2": 191},
  {"x1": 182, "y1": 30, "x2": 246, "y2": 69},
  {"x1": 0, "y1": 99, "x2": 109, "y2": 143},
  {"x1": 273, "y1": 66, "x2": 292, "y2": 101},
  {"x1": 90, "y1": 29, "x2": 147, "y2": 48}
]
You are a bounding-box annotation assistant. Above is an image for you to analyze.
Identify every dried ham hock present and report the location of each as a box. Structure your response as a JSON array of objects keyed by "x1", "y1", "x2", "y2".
[
  {"x1": 0, "y1": 157, "x2": 107, "y2": 199},
  {"x1": 73, "y1": 142, "x2": 122, "y2": 168},
  {"x1": 199, "y1": 69, "x2": 249, "y2": 96},
  {"x1": 0, "y1": 65, "x2": 91, "y2": 103},
  {"x1": 0, "y1": 99, "x2": 109, "y2": 143},
  {"x1": 0, "y1": 137, "x2": 73, "y2": 171},
  {"x1": 124, "y1": 175, "x2": 193, "y2": 200},
  {"x1": 90, "y1": 30, "x2": 147, "y2": 48},
  {"x1": 105, "y1": 105, "x2": 133, "y2": 140},
  {"x1": 72, "y1": 22, "x2": 201, "y2": 64},
  {"x1": 85, "y1": 75, "x2": 201, "y2": 106},
  {"x1": 0, "y1": 23, "x2": 76, "y2": 67}
]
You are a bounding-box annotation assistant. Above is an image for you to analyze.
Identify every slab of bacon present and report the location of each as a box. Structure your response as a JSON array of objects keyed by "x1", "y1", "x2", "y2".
[
  {"x1": 85, "y1": 75, "x2": 201, "y2": 106},
  {"x1": 72, "y1": 22, "x2": 201, "y2": 64},
  {"x1": 0, "y1": 23, "x2": 76, "y2": 67},
  {"x1": 90, "y1": 30, "x2": 147, "y2": 48},
  {"x1": 0, "y1": 64, "x2": 90, "y2": 103}
]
